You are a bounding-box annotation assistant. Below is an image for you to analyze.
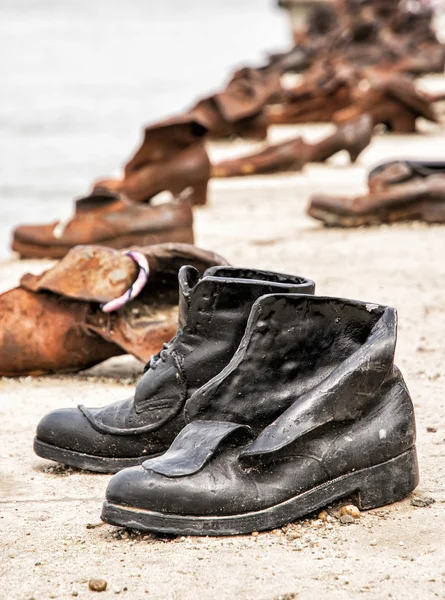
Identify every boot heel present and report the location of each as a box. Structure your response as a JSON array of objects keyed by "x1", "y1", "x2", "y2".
[
  {"x1": 190, "y1": 179, "x2": 208, "y2": 206},
  {"x1": 356, "y1": 447, "x2": 419, "y2": 510},
  {"x1": 347, "y1": 148, "x2": 363, "y2": 164}
]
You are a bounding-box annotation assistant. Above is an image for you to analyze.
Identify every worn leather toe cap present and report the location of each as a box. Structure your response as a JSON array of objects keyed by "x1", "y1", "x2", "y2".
[
  {"x1": 308, "y1": 194, "x2": 356, "y2": 216},
  {"x1": 105, "y1": 465, "x2": 204, "y2": 514},
  {"x1": 36, "y1": 406, "x2": 159, "y2": 459},
  {"x1": 36, "y1": 407, "x2": 107, "y2": 455},
  {"x1": 106, "y1": 465, "x2": 149, "y2": 507},
  {"x1": 105, "y1": 449, "x2": 251, "y2": 516}
]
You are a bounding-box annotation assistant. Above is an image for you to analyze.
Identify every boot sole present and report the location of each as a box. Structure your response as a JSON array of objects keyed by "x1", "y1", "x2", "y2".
[
  {"x1": 12, "y1": 226, "x2": 194, "y2": 259},
  {"x1": 34, "y1": 438, "x2": 154, "y2": 474},
  {"x1": 101, "y1": 447, "x2": 418, "y2": 535},
  {"x1": 308, "y1": 201, "x2": 445, "y2": 228}
]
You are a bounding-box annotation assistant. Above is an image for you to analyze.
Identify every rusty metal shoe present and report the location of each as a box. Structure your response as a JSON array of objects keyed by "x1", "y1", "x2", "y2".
[
  {"x1": 308, "y1": 160, "x2": 445, "y2": 227},
  {"x1": 307, "y1": 114, "x2": 373, "y2": 164},
  {"x1": 95, "y1": 115, "x2": 211, "y2": 206},
  {"x1": 267, "y1": 62, "x2": 354, "y2": 125},
  {"x1": 212, "y1": 115, "x2": 372, "y2": 177},
  {"x1": 0, "y1": 243, "x2": 227, "y2": 376},
  {"x1": 12, "y1": 190, "x2": 194, "y2": 259},
  {"x1": 189, "y1": 67, "x2": 281, "y2": 140},
  {"x1": 387, "y1": 5, "x2": 445, "y2": 75},
  {"x1": 333, "y1": 71, "x2": 438, "y2": 133},
  {"x1": 212, "y1": 136, "x2": 310, "y2": 177}
]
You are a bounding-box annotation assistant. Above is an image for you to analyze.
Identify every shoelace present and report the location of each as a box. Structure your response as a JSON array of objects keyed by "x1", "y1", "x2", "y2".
[
  {"x1": 147, "y1": 341, "x2": 175, "y2": 370},
  {"x1": 137, "y1": 336, "x2": 188, "y2": 417},
  {"x1": 101, "y1": 251, "x2": 149, "y2": 313},
  {"x1": 143, "y1": 332, "x2": 183, "y2": 372}
]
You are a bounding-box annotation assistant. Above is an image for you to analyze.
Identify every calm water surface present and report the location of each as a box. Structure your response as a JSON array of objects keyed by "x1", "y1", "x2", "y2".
[{"x1": 0, "y1": 0, "x2": 290, "y2": 258}]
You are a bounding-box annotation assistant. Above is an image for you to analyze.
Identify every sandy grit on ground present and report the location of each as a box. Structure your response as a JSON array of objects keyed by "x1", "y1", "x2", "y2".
[{"x1": 2, "y1": 115, "x2": 445, "y2": 599}]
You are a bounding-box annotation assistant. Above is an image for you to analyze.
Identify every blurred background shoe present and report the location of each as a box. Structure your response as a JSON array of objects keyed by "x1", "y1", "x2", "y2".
[
  {"x1": 1, "y1": 243, "x2": 227, "y2": 376},
  {"x1": 12, "y1": 190, "x2": 195, "y2": 259},
  {"x1": 308, "y1": 159, "x2": 445, "y2": 226}
]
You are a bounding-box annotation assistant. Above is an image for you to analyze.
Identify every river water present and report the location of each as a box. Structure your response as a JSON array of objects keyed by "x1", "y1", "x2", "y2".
[{"x1": 0, "y1": 0, "x2": 290, "y2": 258}]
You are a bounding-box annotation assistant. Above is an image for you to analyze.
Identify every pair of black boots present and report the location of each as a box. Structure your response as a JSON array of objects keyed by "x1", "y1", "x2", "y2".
[{"x1": 34, "y1": 266, "x2": 418, "y2": 535}]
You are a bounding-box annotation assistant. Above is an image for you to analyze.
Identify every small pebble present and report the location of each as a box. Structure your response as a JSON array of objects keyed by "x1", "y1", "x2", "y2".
[
  {"x1": 318, "y1": 510, "x2": 329, "y2": 521},
  {"x1": 370, "y1": 540, "x2": 377, "y2": 546},
  {"x1": 410, "y1": 496, "x2": 435, "y2": 507},
  {"x1": 340, "y1": 505, "x2": 361, "y2": 519},
  {"x1": 339, "y1": 514, "x2": 355, "y2": 525},
  {"x1": 72, "y1": 592, "x2": 78, "y2": 597},
  {"x1": 88, "y1": 579, "x2": 108, "y2": 592},
  {"x1": 251, "y1": 531, "x2": 259, "y2": 537}
]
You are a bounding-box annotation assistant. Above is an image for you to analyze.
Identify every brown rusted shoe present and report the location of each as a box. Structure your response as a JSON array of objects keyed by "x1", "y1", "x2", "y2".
[
  {"x1": 386, "y1": 5, "x2": 445, "y2": 75},
  {"x1": 191, "y1": 96, "x2": 269, "y2": 141},
  {"x1": 190, "y1": 67, "x2": 281, "y2": 140},
  {"x1": 0, "y1": 243, "x2": 228, "y2": 376},
  {"x1": 12, "y1": 190, "x2": 194, "y2": 259},
  {"x1": 212, "y1": 115, "x2": 372, "y2": 177},
  {"x1": 333, "y1": 71, "x2": 437, "y2": 133},
  {"x1": 270, "y1": 0, "x2": 444, "y2": 76},
  {"x1": 212, "y1": 136, "x2": 310, "y2": 177},
  {"x1": 267, "y1": 63, "x2": 354, "y2": 125},
  {"x1": 307, "y1": 114, "x2": 373, "y2": 163},
  {"x1": 95, "y1": 115, "x2": 211, "y2": 206},
  {"x1": 307, "y1": 160, "x2": 445, "y2": 227}
]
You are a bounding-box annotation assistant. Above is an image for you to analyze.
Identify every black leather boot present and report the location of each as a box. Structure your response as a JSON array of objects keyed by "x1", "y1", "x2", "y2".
[
  {"x1": 102, "y1": 294, "x2": 418, "y2": 535},
  {"x1": 34, "y1": 267, "x2": 314, "y2": 473}
]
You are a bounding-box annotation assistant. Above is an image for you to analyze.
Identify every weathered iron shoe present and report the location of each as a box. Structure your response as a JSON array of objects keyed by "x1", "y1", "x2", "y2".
[
  {"x1": 308, "y1": 160, "x2": 445, "y2": 226},
  {"x1": 212, "y1": 136, "x2": 309, "y2": 177},
  {"x1": 34, "y1": 268, "x2": 314, "y2": 473},
  {"x1": 267, "y1": 62, "x2": 354, "y2": 125},
  {"x1": 1, "y1": 243, "x2": 226, "y2": 376},
  {"x1": 102, "y1": 294, "x2": 418, "y2": 535},
  {"x1": 212, "y1": 115, "x2": 372, "y2": 177},
  {"x1": 189, "y1": 67, "x2": 281, "y2": 140},
  {"x1": 12, "y1": 191, "x2": 194, "y2": 259},
  {"x1": 333, "y1": 72, "x2": 437, "y2": 133},
  {"x1": 96, "y1": 115, "x2": 211, "y2": 206}
]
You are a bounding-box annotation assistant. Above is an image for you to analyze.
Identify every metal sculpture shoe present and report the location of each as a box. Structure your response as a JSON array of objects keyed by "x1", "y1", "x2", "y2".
[
  {"x1": 12, "y1": 190, "x2": 194, "y2": 259},
  {"x1": 308, "y1": 160, "x2": 445, "y2": 226},
  {"x1": 212, "y1": 115, "x2": 372, "y2": 177},
  {"x1": 96, "y1": 115, "x2": 211, "y2": 206},
  {"x1": 102, "y1": 294, "x2": 418, "y2": 535},
  {"x1": 34, "y1": 268, "x2": 314, "y2": 473},
  {"x1": 1, "y1": 243, "x2": 226, "y2": 377}
]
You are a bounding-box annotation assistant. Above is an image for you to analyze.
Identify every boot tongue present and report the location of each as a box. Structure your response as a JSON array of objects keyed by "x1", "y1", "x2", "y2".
[
  {"x1": 131, "y1": 265, "x2": 200, "y2": 411},
  {"x1": 177, "y1": 266, "x2": 200, "y2": 330}
]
